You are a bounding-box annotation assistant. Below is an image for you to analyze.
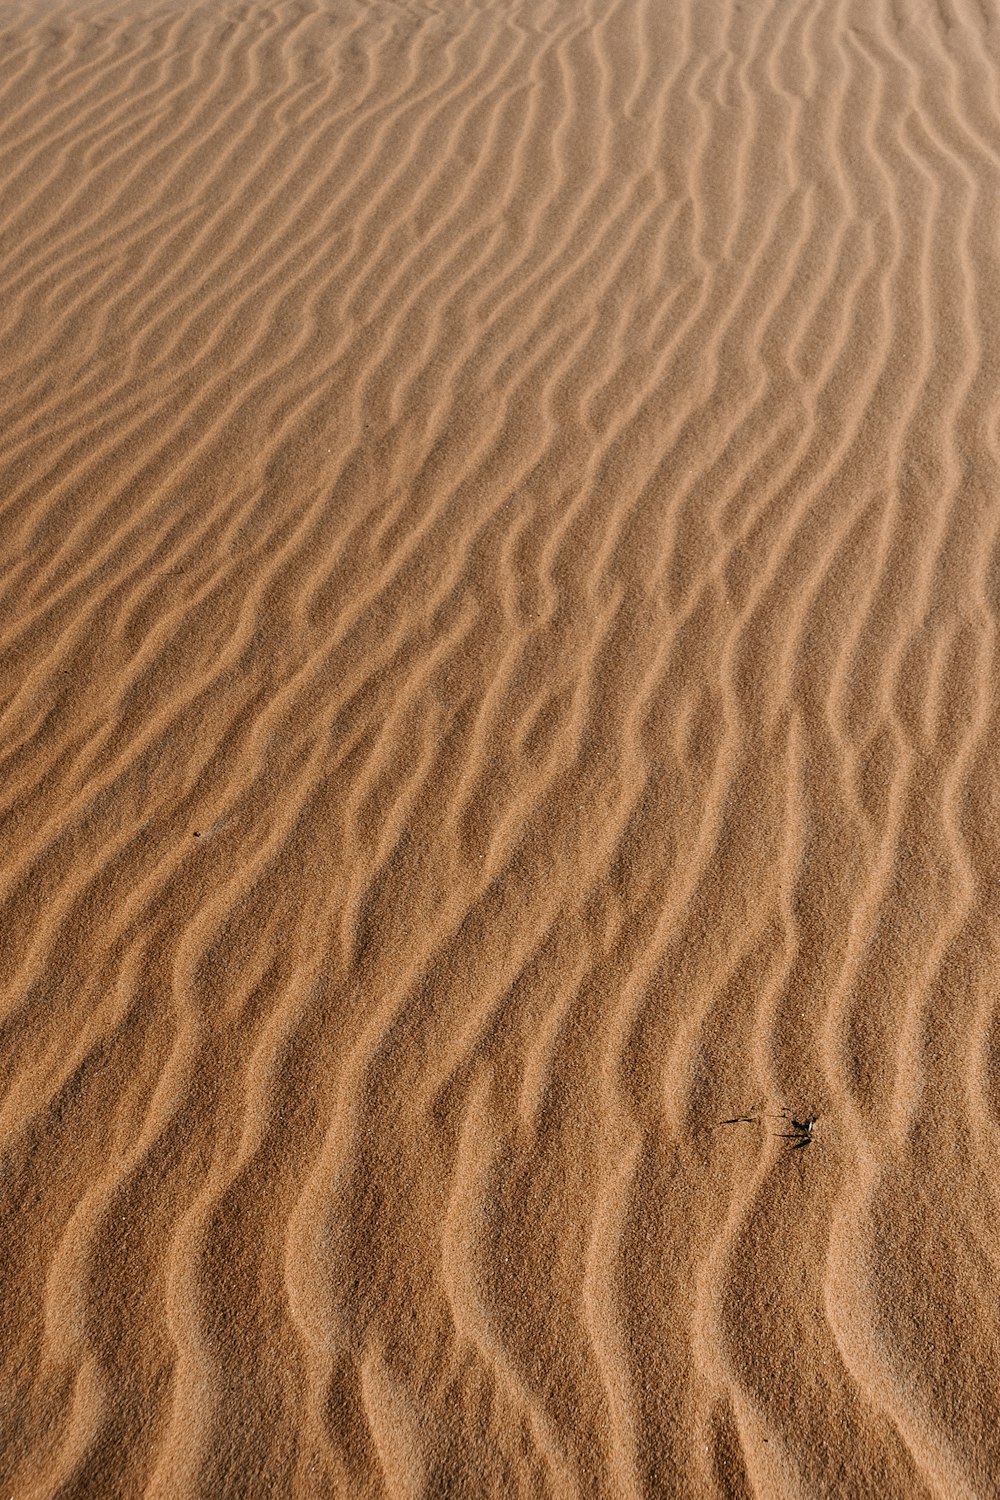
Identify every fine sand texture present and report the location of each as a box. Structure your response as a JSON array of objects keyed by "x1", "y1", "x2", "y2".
[{"x1": 3, "y1": 0, "x2": 1000, "y2": 1495}]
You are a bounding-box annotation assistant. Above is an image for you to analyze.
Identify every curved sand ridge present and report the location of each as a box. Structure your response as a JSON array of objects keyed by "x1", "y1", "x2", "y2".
[{"x1": 2, "y1": 0, "x2": 1000, "y2": 1494}]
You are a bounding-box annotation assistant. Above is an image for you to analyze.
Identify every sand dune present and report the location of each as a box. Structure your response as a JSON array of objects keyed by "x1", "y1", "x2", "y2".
[{"x1": 2, "y1": 0, "x2": 1000, "y2": 1494}]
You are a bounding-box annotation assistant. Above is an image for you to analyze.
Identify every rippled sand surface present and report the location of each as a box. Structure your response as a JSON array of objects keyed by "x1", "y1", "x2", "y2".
[{"x1": 3, "y1": 0, "x2": 1000, "y2": 1495}]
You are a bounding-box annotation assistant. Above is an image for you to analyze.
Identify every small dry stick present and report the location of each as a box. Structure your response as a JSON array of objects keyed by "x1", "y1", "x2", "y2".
[
  {"x1": 777, "y1": 1115, "x2": 817, "y2": 1150},
  {"x1": 720, "y1": 1099, "x2": 763, "y2": 1126}
]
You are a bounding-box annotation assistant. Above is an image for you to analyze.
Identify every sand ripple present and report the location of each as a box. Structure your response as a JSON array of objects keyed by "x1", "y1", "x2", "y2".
[{"x1": 2, "y1": 0, "x2": 1000, "y2": 1495}]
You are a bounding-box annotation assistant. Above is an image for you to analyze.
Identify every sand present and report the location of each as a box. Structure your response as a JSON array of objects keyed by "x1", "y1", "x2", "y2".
[{"x1": 2, "y1": 0, "x2": 1000, "y2": 1494}]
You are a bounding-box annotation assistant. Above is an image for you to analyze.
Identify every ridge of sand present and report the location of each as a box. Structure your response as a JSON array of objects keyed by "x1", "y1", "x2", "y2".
[{"x1": 2, "y1": 0, "x2": 1000, "y2": 1495}]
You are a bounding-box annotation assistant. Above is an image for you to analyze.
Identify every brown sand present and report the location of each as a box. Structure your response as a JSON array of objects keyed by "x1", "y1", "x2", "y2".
[{"x1": 2, "y1": 0, "x2": 1000, "y2": 1494}]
